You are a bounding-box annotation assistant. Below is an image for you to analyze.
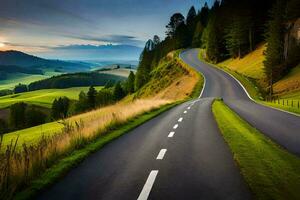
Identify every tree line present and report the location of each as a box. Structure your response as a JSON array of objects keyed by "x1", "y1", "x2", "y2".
[
  {"x1": 0, "y1": 71, "x2": 136, "y2": 134},
  {"x1": 135, "y1": 0, "x2": 300, "y2": 96}
]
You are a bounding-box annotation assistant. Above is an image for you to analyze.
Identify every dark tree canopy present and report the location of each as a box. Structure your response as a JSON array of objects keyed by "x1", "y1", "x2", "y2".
[{"x1": 166, "y1": 13, "x2": 185, "y2": 38}]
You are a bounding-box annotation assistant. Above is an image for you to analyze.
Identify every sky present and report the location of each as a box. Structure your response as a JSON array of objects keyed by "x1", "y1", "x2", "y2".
[{"x1": 0, "y1": 0, "x2": 213, "y2": 59}]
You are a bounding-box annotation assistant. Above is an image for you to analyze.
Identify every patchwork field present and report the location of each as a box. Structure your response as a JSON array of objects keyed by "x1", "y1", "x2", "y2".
[{"x1": 0, "y1": 86, "x2": 103, "y2": 108}]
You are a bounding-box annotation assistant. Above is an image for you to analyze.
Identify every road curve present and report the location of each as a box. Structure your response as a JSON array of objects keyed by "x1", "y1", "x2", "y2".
[
  {"x1": 181, "y1": 49, "x2": 300, "y2": 156},
  {"x1": 36, "y1": 50, "x2": 257, "y2": 199}
]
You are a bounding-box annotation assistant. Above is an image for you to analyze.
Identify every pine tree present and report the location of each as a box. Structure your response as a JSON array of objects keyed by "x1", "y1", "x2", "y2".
[
  {"x1": 206, "y1": 15, "x2": 219, "y2": 63},
  {"x1": 186, "y1": 6, "x2": 196, "y2": 25},
  {"x1": 192, "y1": 21, "x2": 204, "y2": 47},
  {"x1": 166, "y1": 13, "x2": 185, "y2": 38},
  {"x1": 113, "y1": 82, "x2": 125, "y2": 101},
  {"x1": 225, "y1": 15, "x2": 249, "y2": 58},
  {"x1": 126, "y1": 71, "x2": 135, "y2": 94},
  {"x1": 264, "y1": 0, "x2": 286, "y2": 96},
  {"x1": 87, "y1": 86, "x2": 97, "y2": 109}
]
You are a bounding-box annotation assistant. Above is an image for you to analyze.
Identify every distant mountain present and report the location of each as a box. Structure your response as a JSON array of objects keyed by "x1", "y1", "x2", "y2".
[
  {"x1": 0, "y1": 50, "x2": 91, "y2": 72},
  {"x1": 37, "y1": 44, "x2": 143, "y2": 61}
]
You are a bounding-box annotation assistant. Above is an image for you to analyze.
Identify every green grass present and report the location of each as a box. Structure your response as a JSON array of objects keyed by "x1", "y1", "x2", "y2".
[
  {"x1": 212, "y1": 100, "x2": 300, "y2": 199},
  {"x1": 14, "y1": 101, "x2": 180, "y2": 200},
  {"x1": 2, "y1": 121, "x2": 64, "y2": 150},
  {"x1": 0, "y1": 86, "x2": 103, "y2": 109},
  {"x1": 0, "y1": 72, "x2": 60, "y2": 90}
]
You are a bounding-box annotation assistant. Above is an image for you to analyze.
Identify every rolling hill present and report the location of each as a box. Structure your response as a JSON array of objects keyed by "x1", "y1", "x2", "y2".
[{"x1": 0, "y1": 50, "x2": 91, "y2": 72}]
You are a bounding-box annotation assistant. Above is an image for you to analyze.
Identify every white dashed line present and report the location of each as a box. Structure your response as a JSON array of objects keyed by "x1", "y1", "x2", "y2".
[
  {"x1": 187, "y1": 107, "x2": 191, "y2": 110},
  {"x1": 173, "y1": 124, "x2": 178, "y2": 129},
  {"x1": 168, "y1": 131, "x2": 175, "y2": 138},
  {"x1": 137, "y1": 170, "x2": 158, "y2": 200},
  {"x1": 156, "y1": 149, "x2": 167, "y2": 160},
  {"x1": 178, "y1": 117, "x2": 183, "y2": 122},
  {"x1": 184, "y1": 111, "x2": 187, "y2": 114}
]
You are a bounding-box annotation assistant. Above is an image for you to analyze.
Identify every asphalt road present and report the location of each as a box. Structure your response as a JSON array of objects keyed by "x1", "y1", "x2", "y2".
[
  {"x1": 37, "y1": 49, "x2": 300, "y2": 200},
  {"x1": 181, "y1": 49, "x2": 300, "y2": 156}
]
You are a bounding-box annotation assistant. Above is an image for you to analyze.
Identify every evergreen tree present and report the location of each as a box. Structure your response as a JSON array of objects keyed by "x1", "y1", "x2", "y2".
[
  {"x1": 9, "y1": 102, "x2": 27, "y2": 129},
  {"x1": 206, "y1": 15, "x2": 220, "y2": 63},
  {"x1": 166, "y1": 13, "x2": 185, "y2": 38},
  {"x1": 199, "y1": 2, "x2": 210, "y2": 26},
  {"x1": 192, "y1": 21, "x2": 204, "y2": 47},
  {"x1": 96, "y1": 88, "x2": 114, "y2": 107},
  {"x1": 186, "y1": 6, "x2": 196, "y2": 25},
  {"x1": 264, "y1": 0, "x2": 286, "y2": 96},
  {"x1": 14, "y1": 84, "x2": 28, "y2": 94},
  {"x1": 153, "y1": 35, "x2": 160, "y2": 47},
  {"x1": 26, "y1": 108, "x2": 47, "y2": 127},
  {"x1": 0, "y1": 119, "x2": 8, "y2": 134},
  {"x1": 113, "y1": 82, "x2": 125, "y2": 101},
  {"x1": 225, "y1": 15, "x2": 249, "y2": 58},
  {"x1": 87, "y1": 86, "x2": 97, "y2": 109},
  {"x1": 126, "y1": 71, "x2": 135, "y2": 94},
  {"x1": 51, "y1": 97, "x2": 70, "y2": 119}
]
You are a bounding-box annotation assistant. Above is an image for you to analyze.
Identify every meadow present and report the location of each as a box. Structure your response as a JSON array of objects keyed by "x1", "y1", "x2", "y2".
[
  {"x1": 0, "y1": 71, "x2": 60, "y2": 90},
  {"x1": 0, "y1": 86, "x2": 103, "y2": 109}
]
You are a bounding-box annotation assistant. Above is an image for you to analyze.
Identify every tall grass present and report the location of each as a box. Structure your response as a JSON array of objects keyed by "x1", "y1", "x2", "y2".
[{"x1": 0, "y1": 99, "x2": 169, "y2": 199}]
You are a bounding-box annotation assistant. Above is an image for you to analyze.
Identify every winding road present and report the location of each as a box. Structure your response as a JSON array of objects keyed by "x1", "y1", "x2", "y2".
[{"x1": 37, "y1": 49, "x2": 300, "y2": 200}]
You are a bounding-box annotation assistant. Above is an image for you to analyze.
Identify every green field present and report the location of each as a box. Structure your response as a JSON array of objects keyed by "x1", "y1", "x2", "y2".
[
  {"x1": 0, "y1": 86, "x2": 103, "y2": 109},
  {"x1": 213, "y1": 100, "x2": 300, "y2": 199},
  {"x1": 0, "y1": 71, "x2": 60, "y2": 90}
]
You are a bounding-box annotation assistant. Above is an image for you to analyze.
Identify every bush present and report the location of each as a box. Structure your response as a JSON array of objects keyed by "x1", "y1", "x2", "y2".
[
  {"x1": 26, "y1": 108, "x2": 47, "y2": 127},
  {"x1": 14, "y1": 83, "x2": 28, "y2": 94}
]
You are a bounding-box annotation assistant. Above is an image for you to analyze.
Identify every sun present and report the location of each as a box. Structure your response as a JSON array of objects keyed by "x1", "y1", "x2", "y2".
[{"x1": 0, "y1": 42, "x2": 5, "y2": 48}]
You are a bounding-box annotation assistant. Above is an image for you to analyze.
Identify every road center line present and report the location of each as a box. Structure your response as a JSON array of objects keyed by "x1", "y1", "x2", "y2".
[
  {"x1": 156, "y1": 149, "x2": 167, "y2": 160},
  {"x1": 168, "y1": 131, "x2": 175, "y2": 137},
  {"x1": 184, "y1": 110, "x2": 187, "y2": 114},
  {"x1": 187, "y1": 107, "x2": 191, "y2": 110},
  {"x1": 178, "y1": 117, "x2": 183, "y2": 122},
  {"x1": 137, "y1": 170, "x2": 158, "y2": 200},
  {"x1": 173, "y1": 124, "x2": 178, "y2": 129}
]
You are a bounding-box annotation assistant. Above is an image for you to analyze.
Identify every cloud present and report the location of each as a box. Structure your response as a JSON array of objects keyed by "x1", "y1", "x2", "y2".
[{"x1": 66, "y1": 34, "x2": 145, "y2": 47}]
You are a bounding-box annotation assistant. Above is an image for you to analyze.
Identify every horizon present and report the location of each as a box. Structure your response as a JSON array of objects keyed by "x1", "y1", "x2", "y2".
[{"x1": 0, "y1": 0, "x2": 213, "y2": 60}]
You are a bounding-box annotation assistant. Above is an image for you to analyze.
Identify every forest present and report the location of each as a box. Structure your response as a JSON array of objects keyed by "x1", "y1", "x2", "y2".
[{"x1": 135, "y1": 0, "x2": 300, "y2": 96}]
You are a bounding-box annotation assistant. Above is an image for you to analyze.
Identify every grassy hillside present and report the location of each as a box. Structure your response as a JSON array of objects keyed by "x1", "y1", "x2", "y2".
[
  {"x1": 0, "y1": 86, "x2": 103, "y2": 109},
  {"x1": 273, "y1": 64, "x2": 300, "y2": 98},
  {"x1": 218, "y1": 44, "x2": 300, "y2": 99},
  {"x1": 219, "y1": 44, "x2": 267, "y2": 88},
  {"x1": 0, "y1": 71, "x2": 60, "y2": 90},
  {"x1": 1, "y1": 51, "x2": 201, "y2": 149},
  {"x1": 134, "y1": 50, "x2": 202, "y2": 101},
  {"x1": 213, "y1": 100, "x2": 300, "y2": 199}
]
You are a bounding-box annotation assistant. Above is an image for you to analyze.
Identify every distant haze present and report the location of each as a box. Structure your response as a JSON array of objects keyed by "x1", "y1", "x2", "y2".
[{"x1": 37, "y1": 44, "x2": 143, "y2": 61}]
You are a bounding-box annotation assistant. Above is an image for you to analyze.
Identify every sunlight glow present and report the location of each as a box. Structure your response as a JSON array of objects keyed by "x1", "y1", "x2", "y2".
[{"x1": 0, "y1": 43, "x2": 5, "y2": 48}]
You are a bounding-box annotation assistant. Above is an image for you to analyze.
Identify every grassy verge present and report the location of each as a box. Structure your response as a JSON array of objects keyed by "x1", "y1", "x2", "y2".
[
  {"x1": 212, "y1": 100, "x2": 300, "y2": 199},
  {"x1": 14, "y1": 102, "x2": 179, "y2": 200}
]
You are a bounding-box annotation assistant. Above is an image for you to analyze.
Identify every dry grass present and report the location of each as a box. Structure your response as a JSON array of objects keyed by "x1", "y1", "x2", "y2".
[
  {"x1": 219, "y1": 44, "x2": 268, "y2": 88},
  {"x1": 273, "y1": 64, "x2": 300, "y2": 96},
  {"x1": 0, "y1": 98, "x2": 170, "y2": 199}
]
